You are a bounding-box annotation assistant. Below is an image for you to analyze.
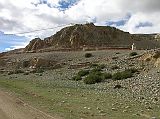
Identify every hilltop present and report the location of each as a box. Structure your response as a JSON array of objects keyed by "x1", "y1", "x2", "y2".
[{"x1": 24, "y1": 23, "x2": 160, "y2": 52}]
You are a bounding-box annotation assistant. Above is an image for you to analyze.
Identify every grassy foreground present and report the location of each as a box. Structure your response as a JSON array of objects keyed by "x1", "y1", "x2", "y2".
[{"x1": 0, "y1": 74, "x2": 159, "y2": 119}]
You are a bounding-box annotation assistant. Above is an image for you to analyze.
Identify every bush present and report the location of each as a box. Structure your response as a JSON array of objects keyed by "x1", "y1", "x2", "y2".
[
  {"x1": 71, "y1": 75, "x2": 82, "y2": 81},
  {"x1": 14, "y1": 69, "x2": 24, "y2": 74},
  {"x1": 78, "y1": 70, "x2": 89, "y2": 77},
  {"x1": 130, "y1": 52, "x2": 138, "y2": 56},
  {"x1": 22, "y1": 61, "x2": 30, "y2": 67},
  {"x1": 102, "y1": 73, "x2": 112, "y2": 79},
  {"x1": 112, "y1": 72, "x2": 122, "y2": 80},
  {"x1": 98, "y1": 64, "x2": 106, "y2": 69},
  {"x1": 90, "y1": 63, "x2": 99, "y2": 68},
  {"x1": 84, "y1": 73, "x2": 103, "y2": 84},
  {"x1": 85, "y1": 53, "x2": 92, "y2": 58},
  {"x1": 90, "y1": 67, "x2": 102, "y2": 73},
  {"x1": 90, "y1": 64, "x2": 105, "y2": 71},
  {"x1": 125, "y1": 68, "x2": 138, "y2": 73},
  {"x1": 111, "y1": 65, "x2": 119, "y2": 70},
  {"x1": 8, "y1": 71, "x2": 14, "y2": 75},
  {"x1": 34, "y1": 68, "x2": 44, "y2": 73},
  {"x1": 121, "y1": 70, "x2": 133, "y2": 79},
  {"x1": 24, "y1": 72, "x2": 29, "y2": 75},
  {"x1": 112, "y1": 70, "x2": 133, "y2": 80},
  {"x1": 153, "y1": 51, "x2": 160, "y2": 59}
]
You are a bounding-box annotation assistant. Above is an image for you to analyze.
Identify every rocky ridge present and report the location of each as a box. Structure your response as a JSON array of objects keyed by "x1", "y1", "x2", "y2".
[{"x1": 24, "y1": 23, "x2": 160, "y2": 52}]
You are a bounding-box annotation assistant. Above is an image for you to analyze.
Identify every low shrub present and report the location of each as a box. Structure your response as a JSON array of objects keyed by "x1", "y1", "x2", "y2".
[
  {"x1": 84, "y1": 73, "x2": 103, "y2": 84},
  {"x1": 125, "y1": 68, "x2": 138, "y2": 73},
  {"x1": 102, "y1": 73, "x2": 112, "y2": 79},
  {"x1": 90, "y1": 67, "x2": 102, "y2": 73},
  {"x1": 78, "y1": 70, "x2": 89, "y2": 77},
  {"x1": 22, "y1": 61, "x2": 30, "y2": 67},
  {"x1": 98, "y1": 64, "x2": 106, "y2": 69},
  {"x1": 153, "y1": 51, "x2": 160, "y2": 59},
  {"x1": 71, "y1": 75, "x2": 82, "y2": 81},
  {"x1": 85, "y1": 53, "x2": 92, "y2": 58},
  {"x1": 8, "y1": 71, "x2": 14, "y2": 75},
  {"x1": 111, "y1": 65, "x2": 119, "y2": 70},
  {"x1": 120, "y1": 70, "x2": 133, "y2": 79},
  {"x1": 112, "y1": 56, "x2": 118, "y2": 60},
  {"x1": 90, "y1": 64, "x2": 105, "y2": 72},
  {"x1": 14, "y1": 69, "x2": 24, "y2": 74},
  {"x1": 112, "y1": 70, "x2": 133, "y2": 80},
  {"x1": 112, "y1": 72, "x2": 122, "y2": 80},
  {"x1": 90, "y1": 63, "x2": 99, "y2": 68},
  {"x1": 129, "y1": 52, "x2": 138, "y2": 56},
  {"x1": 24, "y1": 72, "x2": 29, "y2": 75},
  {"x1": 34, "y1": 68, "x2": 44, "y2": 73},
  {"x1": 113, "y1": 84, "x2": 122, "y2": 89}
]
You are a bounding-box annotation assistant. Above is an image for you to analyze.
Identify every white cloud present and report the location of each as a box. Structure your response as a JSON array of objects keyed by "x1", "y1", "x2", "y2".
[
  {"x1": 4, "y1": 42, "x2": 29, "y2": 51},
  {"x1": 0, "y1": 0, "x2": 160, "y2": 51},
  {"x1": 1, "y1": 0, "x2": 160, "y2": 35},
  {"x1": 5, "y1": 45, "x2": 26, "y2": 51}
]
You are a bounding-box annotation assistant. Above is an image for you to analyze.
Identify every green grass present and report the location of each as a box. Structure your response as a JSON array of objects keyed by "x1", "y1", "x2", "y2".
[{"x1": 0, "y1": 74, "x2": 159, "y2": 119}]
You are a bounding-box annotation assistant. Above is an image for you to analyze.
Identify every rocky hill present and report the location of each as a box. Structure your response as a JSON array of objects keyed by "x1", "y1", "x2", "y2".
[{"x1": 24, "y1": 23, "x2": 160, "y2": 52}]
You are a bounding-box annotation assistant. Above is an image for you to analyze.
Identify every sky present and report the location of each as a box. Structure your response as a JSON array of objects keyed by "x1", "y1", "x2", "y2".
[{"x1": 0, "y1": 0, "x2": 160, "y2": 52}]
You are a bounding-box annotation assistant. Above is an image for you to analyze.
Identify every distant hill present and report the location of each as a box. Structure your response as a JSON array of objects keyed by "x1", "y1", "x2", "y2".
[{"x1": 24, "y1": 23, "x2": 160, "y2": 52}]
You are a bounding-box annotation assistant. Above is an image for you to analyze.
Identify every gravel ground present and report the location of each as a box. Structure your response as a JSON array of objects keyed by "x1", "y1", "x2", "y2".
[{"x1": 0, "y1": 50, "x2": 159, "y2": 118}]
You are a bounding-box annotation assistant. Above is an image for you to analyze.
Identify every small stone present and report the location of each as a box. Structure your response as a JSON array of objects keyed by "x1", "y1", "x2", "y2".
[
  {"x1": 111, "y1": 108, "x2": 117, "y2": 111},
  {"x1": 140, "y1": 110, "x2": 144, "y2": 113},
  {"x1": 70, "y1": 110, "x2": 73, "y2": 113},
  {"x1": 123, "y1": 110, "x2": 127, "y2": 112},
  {"x1": 96, "y1": 107, "x2": 100, "y2": 110},
  {"x1": 114, "y1": 84, "x2": 122, "y2": 89},
  {"x1": 147, "y1": 106, "x2": 152, "y2": 110},
  {"x1": 125, "y1": 106, "x2": 130, "y2": 109},
  {"x1": 100, "y1": 113, "x2": 106, "y2": 116},
  {"x1": 99, "y1": 110, "x2": 105, "y2": 113},
  {"x1": 91, "y1": 114, "x2": 94, "y2": 116},
  {"x1": 151, "y1": 117, "x2": 157, "y2": 119}
]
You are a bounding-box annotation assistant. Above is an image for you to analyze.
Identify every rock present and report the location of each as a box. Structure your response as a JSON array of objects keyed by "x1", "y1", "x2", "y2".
[
  {"x1": 24, "y1": 38, "x2": 50, "y2": 52},
  {"x1": 151, "y1": 117, "x2": 157, "y2": 119},
  {"x1": 123, "y1": 110, "x2": 127, "y2": 112},
  {"x1": 30, "y1": 57, "x2": 56, "y2": 69},
  {"x1": 98, "y1": 110, "x2": 105, "y2": 113},
  {"x1": 114, "y1": 84, "x2": 123, "y2": 89},
  {"x1": 111, "y1": 108, "x2": 117, "y2": 111},
  {"x1": 125, "y1": 106, "x2": 130, "y2": 109}
]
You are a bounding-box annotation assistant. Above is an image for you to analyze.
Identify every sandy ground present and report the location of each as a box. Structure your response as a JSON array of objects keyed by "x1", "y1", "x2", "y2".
[{"x1": 0, "y1": 90, "x2": 59, "y2": 119}]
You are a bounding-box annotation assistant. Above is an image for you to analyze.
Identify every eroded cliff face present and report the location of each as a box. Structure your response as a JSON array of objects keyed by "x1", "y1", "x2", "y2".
[
  {"x1": 140, "y1": 49, "x2": 160, "y2": 67},
  {"x1": 24, "y1": 23, "x2": 160, "y2": 52},
  {"x1": 24, "y1": 38, "x2": 51, "y2": 52}
]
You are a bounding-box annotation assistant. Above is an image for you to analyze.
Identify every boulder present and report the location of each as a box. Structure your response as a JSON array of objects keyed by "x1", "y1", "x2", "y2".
[{"x1": 30, "y1": 57, "x2": 55, "y2": 68}]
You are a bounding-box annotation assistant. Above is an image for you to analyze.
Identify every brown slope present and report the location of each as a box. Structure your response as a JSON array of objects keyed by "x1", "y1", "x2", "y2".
[{"x1": 24, "y1": 23, "x2": 160, "y2": 52}]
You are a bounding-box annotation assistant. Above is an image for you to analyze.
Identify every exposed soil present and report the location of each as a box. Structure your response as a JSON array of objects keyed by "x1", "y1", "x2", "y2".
[{"x1": 0, "y1": 89, "x2": 59, "y2": 119}]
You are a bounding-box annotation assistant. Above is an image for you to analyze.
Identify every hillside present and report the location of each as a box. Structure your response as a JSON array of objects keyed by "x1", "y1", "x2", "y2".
[{"x1": 24, "y1": 23, "x2": 160, "y2": 52}]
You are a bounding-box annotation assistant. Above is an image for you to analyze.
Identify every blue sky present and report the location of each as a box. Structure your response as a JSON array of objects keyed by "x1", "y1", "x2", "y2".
[
  {"x1": 0, "y1": 0, "x2": 160, "y2": 52},
  {"x1": 0, "y1": 32, "x2": 27, "y2": 51}
]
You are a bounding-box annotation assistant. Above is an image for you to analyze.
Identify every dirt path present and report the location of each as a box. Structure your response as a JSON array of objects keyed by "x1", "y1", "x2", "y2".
[{"x1": 0, "y1": 90, "x2": 59, "y2": 119}]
